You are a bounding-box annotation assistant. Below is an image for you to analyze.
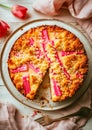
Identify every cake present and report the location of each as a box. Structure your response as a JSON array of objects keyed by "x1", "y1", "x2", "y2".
[{"x1": 8, "y1": 25, "x2": 88, "y2": 102}]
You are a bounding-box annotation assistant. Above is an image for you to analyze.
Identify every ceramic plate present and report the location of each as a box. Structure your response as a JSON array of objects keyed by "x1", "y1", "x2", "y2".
[{"x1": 1, "y1": 19, "x2": 92, "y2": 111}]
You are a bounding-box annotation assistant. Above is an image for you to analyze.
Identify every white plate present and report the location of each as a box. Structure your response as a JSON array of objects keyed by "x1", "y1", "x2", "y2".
[{"x1": 1, "y1": 19, "x2": 92, "y2": 111}]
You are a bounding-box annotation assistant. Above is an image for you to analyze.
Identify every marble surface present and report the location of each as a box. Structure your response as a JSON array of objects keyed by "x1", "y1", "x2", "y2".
[{"x1": 0, "y1": 0, "x2": 92, "y2": 129}]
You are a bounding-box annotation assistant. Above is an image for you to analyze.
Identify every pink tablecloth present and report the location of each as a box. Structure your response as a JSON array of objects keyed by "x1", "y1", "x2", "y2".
[{"x1": 33, "y1": 0, "x2": 92, "y2": 40}]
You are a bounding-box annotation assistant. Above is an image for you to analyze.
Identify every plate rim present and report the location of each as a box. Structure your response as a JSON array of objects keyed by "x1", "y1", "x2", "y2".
[{"x1": 1, "y1": 19, "x2": 92, "y2": 111}]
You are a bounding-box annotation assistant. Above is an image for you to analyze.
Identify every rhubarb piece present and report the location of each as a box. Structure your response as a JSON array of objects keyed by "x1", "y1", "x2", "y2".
[
  {"x1": 50, "y1": 41, "x2": 70, "y2": 80},
  {"x1": 76, "y1": 73, "x2": 83, "y2": 79},
  {"x1": 23, "y1": 75, "x2": 30, "y2": 94},
  {"x1": 52, "y1": 79, "x2": 62, "y2": 96},
  {"x1": 11, "y1": 64, "x2": 27, "y2": 73},
  {"x1": 41, "y1": 43, "x2": 51, "y2": 63},
  {"x1": 76, "y1": 51, "x2": 84, "y2": 54},
  {"x1": 61, "y1": 51, "x2": 84, "y2": 56},
  {"x1": 42, "y1": 29, "x2": 49, "y2": 41},
  {"x1": 29, "y1": 38, "x2": 34, "y2": 46},
  {"x1": 28, "y1": 62, "x2": 40, "y2": 73},
  {"x1": 61, "y1": 51, "x2": 74, "y2": 56},
  {"x1": 62, "y1": 67, "x2": 70, "y2": 80},
  {"x1": 56, "y1": 51, "x2": 70, "y2": 80},
  {"x1": 41, "y1": 29, "x2": 51, "y2": 63},
  {"x1": 36, "y1": 47, "x2": 43, "y2": 58}
]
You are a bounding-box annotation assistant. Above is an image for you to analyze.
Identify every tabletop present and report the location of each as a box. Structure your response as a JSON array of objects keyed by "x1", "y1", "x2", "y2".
[{"x1": 0, "y1": 0, "x2": 92, "y2": 129}]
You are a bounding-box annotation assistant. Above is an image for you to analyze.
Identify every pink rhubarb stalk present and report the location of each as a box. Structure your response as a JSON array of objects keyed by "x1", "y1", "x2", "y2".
[
  {"x1": 29, "y1": 38, "x2": 34, "y2": 46},
  {"x1": 63, "y1": 68, "x2": 70, "y2": 80},
  {"x1": 61, "y1": 51, "x2": 84, "y2": 56},
  {"x1": 41, "y1": 29, "x2": 51, "y2": 63},
  {"x1": 36, "y1": 47, "x2": 43, "y2": 58},
  {"x1": 28, "y1": 62, "x2": 40, "y2": 73},
  {"x1": 42, "y1": 43, "x2": 51, "y2": 64},
  {"x1": 42, "y1": 29, "x2": 49, "y2": 41},
  {"x1": 56, "y1": 51, "x2": 70, "y2": 80},
  {"x1": 52, "y1": 79, "x2": 62, "y2": 96},
  {"x1": 76, "y1": 73, "x2": 83, "y2": 79},
  {"x1": 51, "y1": 41, "x2": 70, "y2": 80},
  {"x1": 11, "y1": 64, "x2": 27, "y2": 73},
  {"x1": 23, "y1": 75, "x2": 30, "y2": 94}
]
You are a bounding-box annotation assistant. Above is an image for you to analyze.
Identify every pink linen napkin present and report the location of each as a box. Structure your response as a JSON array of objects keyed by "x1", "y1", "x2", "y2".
[
  {"x1": 0, "y1": 87, "x2": 92, "y2": 130},
  {"x1": 32, "y1": 0, "x2": 92, "y2": 40}
]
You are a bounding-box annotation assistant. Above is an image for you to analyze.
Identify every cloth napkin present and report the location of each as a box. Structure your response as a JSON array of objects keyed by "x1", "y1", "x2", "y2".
[
  {"x1": 0, "y1": 86, "x2": 92, "y2": 130},
  {"x1": 32, "y1": 0, "x2": 92, "y2": 40}
]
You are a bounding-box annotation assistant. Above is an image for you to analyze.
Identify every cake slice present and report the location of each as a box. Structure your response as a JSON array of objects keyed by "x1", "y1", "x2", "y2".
[
  {"x1": 45, "y1": 43, "x2": 66, "y2": 101},
  {"x1": 45, "y1": 30, "x2": 88, "y2": 102}
]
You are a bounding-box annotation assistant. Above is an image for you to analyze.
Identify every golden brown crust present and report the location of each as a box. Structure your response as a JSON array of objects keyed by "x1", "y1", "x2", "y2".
[{"x1": 8, "y1": 25, "x2": 88, "y2": 102}]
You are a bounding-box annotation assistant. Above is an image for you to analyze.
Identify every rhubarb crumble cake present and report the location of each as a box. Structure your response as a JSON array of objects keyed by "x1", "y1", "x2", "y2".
[{"x1": 8, "y1": 25, "x2": 88, "y2": 102}]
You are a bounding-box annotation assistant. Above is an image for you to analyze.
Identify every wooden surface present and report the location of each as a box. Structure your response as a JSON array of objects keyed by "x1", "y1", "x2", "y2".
[{"x1": 0, "y1": 0, "x2": 92, "y2": 129}]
